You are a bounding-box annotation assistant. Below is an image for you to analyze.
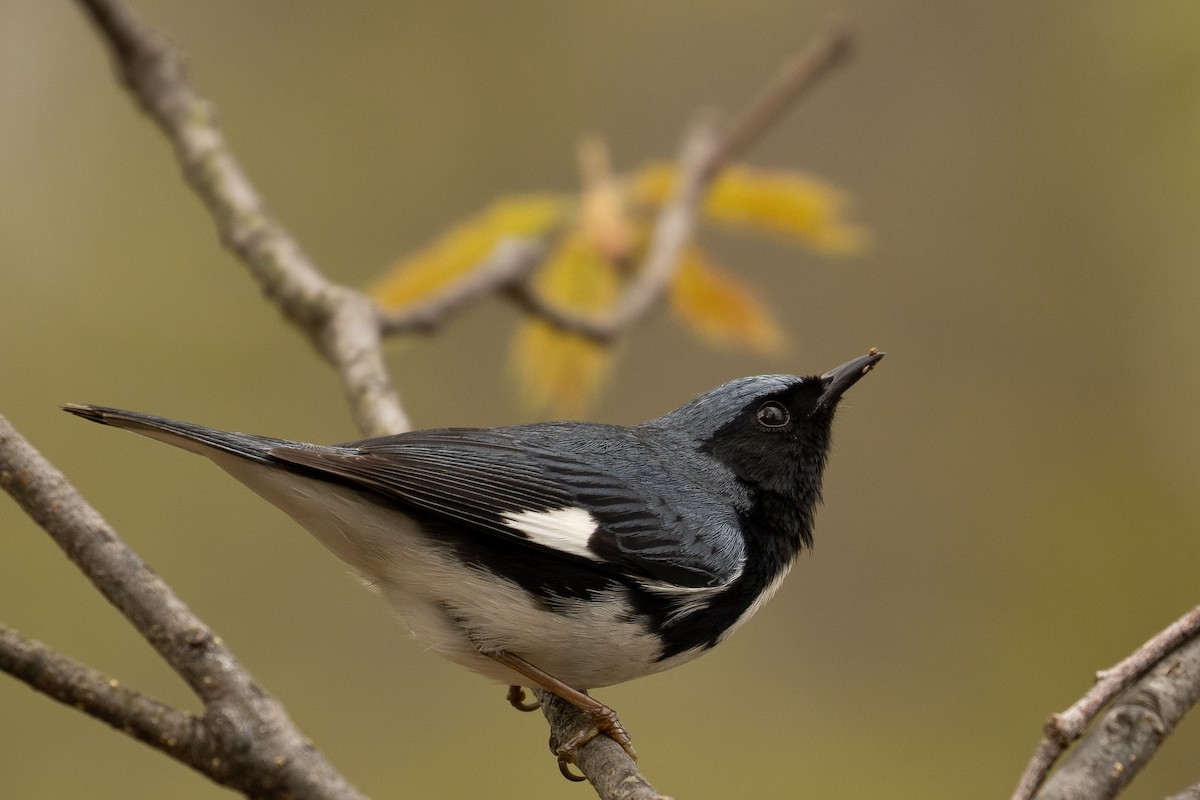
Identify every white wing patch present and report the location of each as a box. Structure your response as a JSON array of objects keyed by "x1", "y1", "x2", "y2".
[{"x1": 500, "y1": 507, "x2": 601, "y2": 560}]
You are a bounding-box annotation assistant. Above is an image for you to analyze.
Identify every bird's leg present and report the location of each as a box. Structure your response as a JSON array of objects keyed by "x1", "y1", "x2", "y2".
[
  {"x1": 487, "y1": 650, "x2": 637, "y2": 779},
  {"x1": 506, "y1": 684, "x2": 541, "y2": 712}
]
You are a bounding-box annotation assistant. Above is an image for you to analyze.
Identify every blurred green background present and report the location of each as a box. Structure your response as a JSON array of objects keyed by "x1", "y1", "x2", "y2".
[{"x1": 4, "y1": 2, "x2": 1200, "y2": 798}]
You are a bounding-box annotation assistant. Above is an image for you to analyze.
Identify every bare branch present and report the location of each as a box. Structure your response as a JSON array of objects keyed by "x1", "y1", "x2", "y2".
[
  {"x1": 1012, "y1": 604, "x2": 1200, "y2": 800},
  {"x1": 534, "y1": 690, "x2": 670, "y2": 800},
  {"x1": 1, "y1": 411, "x2": 233, "y2": 701},
  {"x1": 0, "y1": 413, "x2": 368, "y2": 800},
  {"x1": 503, "y1": 118, "x2": 722, "y2": 344},
  {"x1": 0, "y1": 623, "x2": 200, "y2": 755},
  {"x1": 77, "y1": 0, "x2": 407, "y2": 437},
  {"x1": 378, "y1": 238, "x2": 549, "y2": 335},
  {"x1": 1034, "y1": 631, "x2": 1200, "y2": 799},
  {"x1": 708, "y1": 15, "x2": 854, "y2": 172}
]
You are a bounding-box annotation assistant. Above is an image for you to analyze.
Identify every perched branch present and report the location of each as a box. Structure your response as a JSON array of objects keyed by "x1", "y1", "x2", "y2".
[
  {"x1": 1012, "y1": 605, "x2": 1200, "y2": 800},
  {"x1": 77, "y1": 0, "x2": 406, "y2": 437},
  {"x1": 1035, "y1": 631, "x2": 1200, "y2": 799},
  {"x1": 535, "y1": 691, "x2": 669, "y2": 800},
  {"x1": 0, "y1": 413, "x2": 368, "y2": 800}
]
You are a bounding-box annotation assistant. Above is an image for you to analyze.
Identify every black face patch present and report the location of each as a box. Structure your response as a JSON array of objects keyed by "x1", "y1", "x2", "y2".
[
  {"x1": 693, "y1": 377, "x2": 835, "y2": 559},
  {"x1": 702, "y1": 379, "x2": 832, "y2": 495}
]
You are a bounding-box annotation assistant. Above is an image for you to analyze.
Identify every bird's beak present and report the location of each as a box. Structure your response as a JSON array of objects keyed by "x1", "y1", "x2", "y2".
[{"x1": 815, "y1": 350, "x2": 885, "y2": 412}]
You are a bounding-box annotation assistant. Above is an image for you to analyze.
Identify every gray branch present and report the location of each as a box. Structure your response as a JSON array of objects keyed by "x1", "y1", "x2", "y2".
[
  {"x1": 1035, "y1": 631, "x2": 1200, "y2": 799},
  {"x1": 78, "y1": 0, "x2": 406, "y2": 437},
  {"x1": 501, "y1": 117, "x2": 724, "y2": 344},
  {"x1": 0, "y1": 623, "x2": 200, "y2": 755},
  {"x1": 378, "y1": 237, "x2": 550, "y2": 335},
  {"x1": 0, "y1": 414, "x2": 368, "y2": 800},
  {"x1": 535, "y1": 689, "x2": 673, "y2": 800},
  {"x1": 1012, "y1": 604, "x2": 1200, "y2": 800}
]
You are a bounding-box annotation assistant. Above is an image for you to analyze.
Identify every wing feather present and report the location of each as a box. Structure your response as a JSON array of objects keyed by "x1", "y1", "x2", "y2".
[{"x1": 269, "y1": 426, "x2": 744, "y2": 588}]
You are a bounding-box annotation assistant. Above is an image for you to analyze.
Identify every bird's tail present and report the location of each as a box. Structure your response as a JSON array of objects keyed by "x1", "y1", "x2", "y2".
[
  {"x1": 62, "y1": 404, "x2": 383, "y2": 572},
  {"x1": 62, "y1": 404, "x2": 294, "y2": 463}
]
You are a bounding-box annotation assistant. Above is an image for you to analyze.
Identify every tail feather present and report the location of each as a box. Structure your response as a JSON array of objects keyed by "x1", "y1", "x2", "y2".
[
  {"x1": 62, "y1": 403, "x2": 294, "y2": 463},
  {"x1": 64, "y1": 404, "x2": 402, "y2": 573}
]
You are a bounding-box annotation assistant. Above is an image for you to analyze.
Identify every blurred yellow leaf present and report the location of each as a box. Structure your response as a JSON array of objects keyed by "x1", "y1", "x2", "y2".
[
  {"x1": 669, "y1": 246, "x2": 784, "y2": 354},
  {"x1": 630, "y1": 163, "x2": 675, "y2": 205},
  {"x1": 632, "y1": 163, "x2": 866, "y2": 254},
  {"x1": 371, "y1": 195, "x2": 565, "y2": 309},
  {"x1": 511, "y1": 231, "x2": 619, "y2": 416}
]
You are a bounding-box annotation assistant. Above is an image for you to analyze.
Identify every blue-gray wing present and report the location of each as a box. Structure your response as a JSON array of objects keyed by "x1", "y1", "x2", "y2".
[{"x1": 268, "y1": 425, "x2": 745, "y2": 588}]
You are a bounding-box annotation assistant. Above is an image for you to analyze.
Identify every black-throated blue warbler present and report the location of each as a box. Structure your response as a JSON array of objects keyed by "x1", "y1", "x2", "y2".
[{"x1": 64, "y1": 350, "x2": 882, "y2": 776}]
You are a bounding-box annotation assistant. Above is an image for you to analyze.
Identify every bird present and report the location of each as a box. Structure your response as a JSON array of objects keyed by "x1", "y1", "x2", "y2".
[{"x1": 63, "y1": 350, "x2": 883, "y2": 778}]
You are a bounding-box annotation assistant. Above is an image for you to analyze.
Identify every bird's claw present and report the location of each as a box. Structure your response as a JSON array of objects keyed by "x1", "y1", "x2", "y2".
[
  {"x1": 487, "y1": 652, "x2": 635, "y2": 781},
  {"x1": 557, "y1": 756, "x2": 588, "y2": 782},
  {"x1": 553, "y1": 703, "x2": 638, "y2": 780},
  {"x1": 506, "y1": 685, "x2": 541, "y2": 712}
]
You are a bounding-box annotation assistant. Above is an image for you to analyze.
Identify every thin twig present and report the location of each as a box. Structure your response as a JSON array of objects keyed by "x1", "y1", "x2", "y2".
[
  {"x1": 504, "y1": 118, "x2": 723, "y2": 343},
  {"x1": 588, "y1": 119, "x2": 722, "y2": 334},
  {"x1": 1034, "y1": 631, "x2": 1200, "y2": 799},
  {"x1": 378, "y1": 238, "x2": 548, "y2": 335},
  {"x1": 0, "y1": 413, "x2": 368, "y2": 800},
  {"x1": 0, "y1": 623, "x2": 200, "y2": 755},
  {"x1": 1012, "y1": 605, "x2": 1200, "y2": 800},
  {"x1": 77, "y1": 0, "x2": 407, "y2": 437},
  {"x1": 708, "y1": 15, "x2": 854, "y2": 173}
]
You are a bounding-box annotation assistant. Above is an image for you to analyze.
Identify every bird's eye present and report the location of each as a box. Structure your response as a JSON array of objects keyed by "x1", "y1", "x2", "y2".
[{"x1": 755, "y1": 401, "x2": 790, "y2": 428}]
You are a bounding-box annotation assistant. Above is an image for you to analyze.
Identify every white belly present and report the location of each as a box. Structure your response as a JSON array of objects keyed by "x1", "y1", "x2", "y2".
[{"x1": 214, "y1": 455, "x2": 692, "y2": 689}]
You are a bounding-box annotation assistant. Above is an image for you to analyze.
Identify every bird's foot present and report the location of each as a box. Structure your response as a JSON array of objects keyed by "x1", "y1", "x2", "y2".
[
  {"x1": 485, "y1": 650, "x2": 637, "y2": 781},
  {"x1": 554, "y1": 701, "x2": 637, "y2": 780}
]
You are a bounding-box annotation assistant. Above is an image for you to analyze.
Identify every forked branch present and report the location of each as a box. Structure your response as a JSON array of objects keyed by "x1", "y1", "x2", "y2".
[
  {"x1": 78, "y1": 0, "x2": 406, "y2": 437},
  {"x1": 0, "y1": 413, "x2": 368, "y2": 800},
  {"x1": 1011, "y1": 604, "x2": 1200, "y2": 800}
]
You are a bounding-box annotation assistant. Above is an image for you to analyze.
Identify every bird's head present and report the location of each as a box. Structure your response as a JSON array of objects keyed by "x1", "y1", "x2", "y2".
[{"x1": 650, "y1": 352, "x2": 884, "y2": 513}]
